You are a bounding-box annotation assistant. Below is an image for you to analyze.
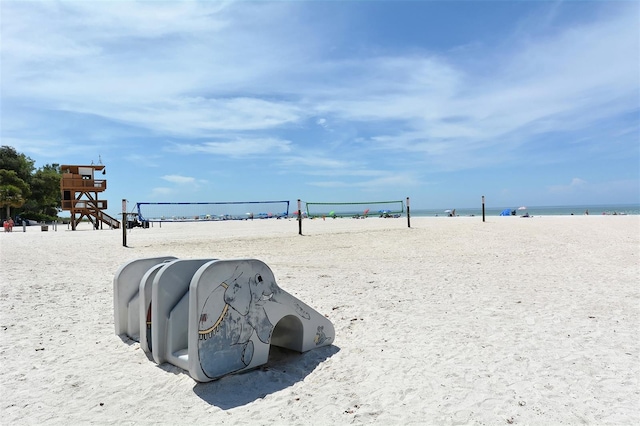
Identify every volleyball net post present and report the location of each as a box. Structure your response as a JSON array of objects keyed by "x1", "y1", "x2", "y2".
[
  {"x1": 122, "y1": 199, "x2": 127, "y2": 247},
  {"x1": 297, "y1": 199, "x2": 302, "y2": 235}
]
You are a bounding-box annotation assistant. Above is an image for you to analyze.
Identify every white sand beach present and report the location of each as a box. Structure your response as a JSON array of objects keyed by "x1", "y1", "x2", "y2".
[{"x1": 1, "y1": 215, "x2": 638, "y2": 425}]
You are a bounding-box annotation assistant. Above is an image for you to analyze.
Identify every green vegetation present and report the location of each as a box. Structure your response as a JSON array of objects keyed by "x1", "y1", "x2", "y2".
[{"x1": 0, "y1": 146, "x2": 62, "y2": 222}]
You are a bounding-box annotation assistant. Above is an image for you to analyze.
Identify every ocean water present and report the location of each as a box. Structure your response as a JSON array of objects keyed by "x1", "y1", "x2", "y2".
[{"x1": 408, "y1": 204, "x2": 640, "y2": 217}]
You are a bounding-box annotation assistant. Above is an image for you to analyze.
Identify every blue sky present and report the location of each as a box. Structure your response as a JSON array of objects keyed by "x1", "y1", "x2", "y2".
[{"x1": 1, "y1": 0, "x2": 638, "y2": 215}]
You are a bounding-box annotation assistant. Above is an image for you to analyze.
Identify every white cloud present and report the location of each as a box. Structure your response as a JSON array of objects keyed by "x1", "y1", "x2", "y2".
[
  {"x1": 1, "y1": 1, "x2": 638, "y2": 207},
  {"x1": 308, "y1": 7, "x2": 639, "y2": 172},
  {"x1": 308, "y1": 171, "x2": 419, "y2": 191},
  {"x1": 150, "y1": 187, "x2": 173, "y2": 197},
  {"x1": 546, "y1": 178, "x2": 639, "y2": 204},
  {"x1": 277, "y1": 155, "x2": 357, "y2": 170},
  {"x1": 4, "y1": 2, "x2": 636, "y2": 161},
  {"x1": 549, "y1": 178, "x2": 591, "y2": 194},
  {"x1": 124, "y1": 154, "x2": 160, "y2": 168},
  {"x1": 308, "y1": 180, "x2": 348, "y2": 188},
  {"x1": 161, "y1": 175, "x2": 196, "y2": 184},
  {"x1": 549, "y1": 178, "x2": 587, "y2": 194},
  {"x1": 170, "y1": 138, "x2": 292, "y2": 157}
]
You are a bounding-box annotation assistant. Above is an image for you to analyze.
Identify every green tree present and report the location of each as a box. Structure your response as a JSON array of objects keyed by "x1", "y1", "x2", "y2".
[
  {"x1": 1, "y1": 146, "x2": 63, "y2": 221},
  {"x1": 28, "y1": 164, "x2": 62, "y2": 217},
  {"x1": 0, "y1": 146, "x2": 35, "y2": 183},
  {"x1": 0, "y1": 169, "x2": 30, "y2": 219}
]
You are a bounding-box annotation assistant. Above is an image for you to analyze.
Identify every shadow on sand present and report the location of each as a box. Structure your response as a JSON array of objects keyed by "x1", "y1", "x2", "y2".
[{"x1": 192, "y1": 344, "x2": 340, "y2": 409}]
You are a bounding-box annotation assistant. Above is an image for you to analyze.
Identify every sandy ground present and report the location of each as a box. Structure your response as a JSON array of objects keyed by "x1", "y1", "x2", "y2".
[{"x1": 1, "y1": 215, "x2": 638, "y2": 425}]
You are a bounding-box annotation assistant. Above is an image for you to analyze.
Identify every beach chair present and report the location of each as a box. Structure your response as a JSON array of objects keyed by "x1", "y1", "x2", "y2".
[
  {"x1": 113, "y1": 256, "x2": 177, "y2": 341},
  {"x1": 152, "y1": 258, "x2": 335, "y2": 382}
]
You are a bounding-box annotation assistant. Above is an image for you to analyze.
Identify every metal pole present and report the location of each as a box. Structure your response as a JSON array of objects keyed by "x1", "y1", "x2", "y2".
[
  {"x1": 482, "y1": 196, "x2": 485, "y2": 222},
  {"x1": 297, "y1": 199, "x2": 302, "y2": 235},
  {"x1": 406, "y1": 197, "x2": 411, "y2": 228},
  {"x1": 122, "y1": 199, "x2": 127, "y2": 247}
]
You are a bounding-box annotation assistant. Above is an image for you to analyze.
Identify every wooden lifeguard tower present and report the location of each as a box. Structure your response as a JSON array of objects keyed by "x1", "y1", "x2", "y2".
[{"x1": 60, "y1": 164, "x2": 121, "y2": 230}]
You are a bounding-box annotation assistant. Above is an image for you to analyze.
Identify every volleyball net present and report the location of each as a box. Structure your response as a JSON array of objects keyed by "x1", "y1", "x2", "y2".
[
  {"x1": 136, "y1": 201, "x2": 290, "y2": 222},
  {"x1": 303, "y1": 200, "x2": 405, "y2": 218}
]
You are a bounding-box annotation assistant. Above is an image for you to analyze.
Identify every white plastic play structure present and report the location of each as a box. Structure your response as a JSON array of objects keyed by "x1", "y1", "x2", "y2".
[
  {"x1": 113, "y1": 256, "x2": 177, "y2": 342},
  {"x1": 114, "y1": 257, "x2": 335, "y2": 382}
]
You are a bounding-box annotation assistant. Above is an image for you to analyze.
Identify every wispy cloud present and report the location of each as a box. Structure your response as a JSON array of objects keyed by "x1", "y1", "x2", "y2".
[
  {"x1": 161, "y1": 175, "x2": 196, "y2": 184},
  {"x1": 549, "y1": 178, "x2": 588, "y2": 194},
  {"x1": 169, "y1": 137, "x2": 293, "y2": 157},
  {"x1": 277, "y1": 155, "x2": 361, "y2": 171},
  {"x1": 56, "y1": 98, "x2": 305, "y2": 138},
  {"x1": 541, "y1": 176, "x2": 639, "y2": 207},
  {"x1": 124, "y1": 154, "x2": 161, "y2": 168},
  {"x1": 1, "y1": 1, "x2": 637, "y2": 206},
  {"x1": 4, "y1": 2, "x2": 636, "y2": 163},
  {"x1": 149, "y1": 187, "x2": 173, "y2": 198}
]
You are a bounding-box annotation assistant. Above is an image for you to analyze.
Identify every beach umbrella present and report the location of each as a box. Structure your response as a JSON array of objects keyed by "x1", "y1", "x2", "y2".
[
  {"x1": 329, "y1": 211, "x2": 335, "y2": 216},
  {"x1": 444, "y1": 209, "x2": 452, "y2": 213},
  {"x1": 363, "y1": 208, "x2": 370, "y2": 215}
]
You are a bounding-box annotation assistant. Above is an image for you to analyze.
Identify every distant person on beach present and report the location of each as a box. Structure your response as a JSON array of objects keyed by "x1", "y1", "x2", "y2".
[
  {"x1": 3, "y1": 220, "x2": 8, "y2": 232},
  {"x1": 7, "y1": 218, "x2": 14, "y2": 232},
  {"x1": 585, "y1": 209, "x2": 589, "y2": 215}
]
